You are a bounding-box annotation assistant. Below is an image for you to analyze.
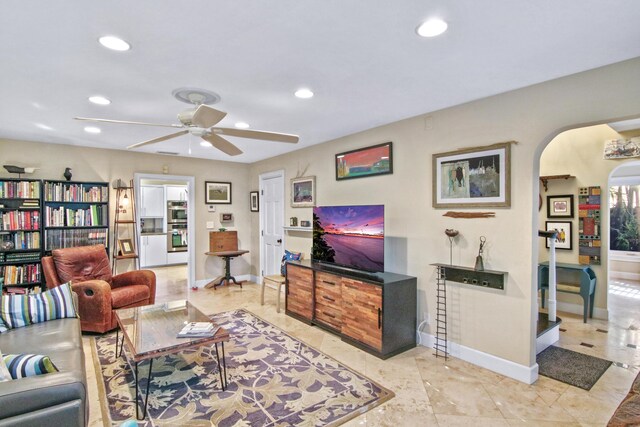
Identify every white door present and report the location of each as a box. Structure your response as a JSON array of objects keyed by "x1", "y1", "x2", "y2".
[{"x1": 260, "y1": 171, "x2": 285, "y2": 278}]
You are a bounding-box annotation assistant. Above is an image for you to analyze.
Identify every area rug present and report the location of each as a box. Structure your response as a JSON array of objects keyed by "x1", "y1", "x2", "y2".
[
  {"x1": 92, "y1": 309, "x2": 393, "y2": 426},
  {"x1": 537, "y1": 345, "x2": 612, "y2": 390}
]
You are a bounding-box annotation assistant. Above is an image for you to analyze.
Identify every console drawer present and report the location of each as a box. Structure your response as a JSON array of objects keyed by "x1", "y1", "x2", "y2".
[{"x1": 314, "y1": 301, "x2": 342, "y2": 330}]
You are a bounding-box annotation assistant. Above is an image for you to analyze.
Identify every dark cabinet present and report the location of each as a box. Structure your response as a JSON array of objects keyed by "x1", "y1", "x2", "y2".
[{"x1": 285, "y1": 260, "x2": 416, "y2": 359}]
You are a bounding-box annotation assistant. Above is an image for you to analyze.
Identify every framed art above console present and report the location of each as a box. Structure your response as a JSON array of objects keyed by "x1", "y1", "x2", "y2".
[{"x1": 432, "y1": 142, "x2": 512, "y2": 208}]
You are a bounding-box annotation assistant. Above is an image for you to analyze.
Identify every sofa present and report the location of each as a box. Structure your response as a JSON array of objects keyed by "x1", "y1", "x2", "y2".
[
  {"x1": 0, "y1": 315, "x2": 87, "y2": 426},
  {"x1": 608, "y1": 371, "x2": 640, "y2": 426}
]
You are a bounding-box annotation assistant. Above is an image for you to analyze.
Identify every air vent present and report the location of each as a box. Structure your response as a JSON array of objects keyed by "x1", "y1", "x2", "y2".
[{"x1": 156, "y1": 151, "x2": 179, "y2": 156}]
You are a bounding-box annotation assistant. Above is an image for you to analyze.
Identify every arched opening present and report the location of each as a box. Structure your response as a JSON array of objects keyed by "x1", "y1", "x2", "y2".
[{"x1": 532, "y1": 117, "x2": 640, "y2": 378}]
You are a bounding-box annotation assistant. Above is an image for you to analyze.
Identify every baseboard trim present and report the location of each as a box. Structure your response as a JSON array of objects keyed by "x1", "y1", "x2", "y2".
[
  {"x1": 417, "y1": 331, "x2": 538, "y2": 384},
  {"x1": 536, "y1": 325, "x2": 560, "y2": 355},
  {"x1": 610, "y1": 271, "x2": 640, "y2": 281},
  {"x1": 549, "y1": 300, "x2": 608, "y2": 320}
]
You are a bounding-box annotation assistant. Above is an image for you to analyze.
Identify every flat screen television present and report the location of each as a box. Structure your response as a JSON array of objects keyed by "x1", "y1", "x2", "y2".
[{"x1": 312, "y1": 204, "x2": 384, "y2": 273}]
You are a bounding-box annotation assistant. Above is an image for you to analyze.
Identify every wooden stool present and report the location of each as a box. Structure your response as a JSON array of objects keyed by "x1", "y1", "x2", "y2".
[{"x1": 261, "y1": 274, "x2": 286, "y2": 313}]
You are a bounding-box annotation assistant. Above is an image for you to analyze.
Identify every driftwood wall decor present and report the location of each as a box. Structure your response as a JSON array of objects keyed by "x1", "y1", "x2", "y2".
[{"x1": 443, "y1": 211, "x2": 495, "y2": 219}]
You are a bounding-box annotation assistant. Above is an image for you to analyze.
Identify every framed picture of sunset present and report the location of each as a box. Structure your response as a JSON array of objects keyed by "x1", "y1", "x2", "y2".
[{"x1": 335, "y1": 142, "x2": 393, "y2": 180}]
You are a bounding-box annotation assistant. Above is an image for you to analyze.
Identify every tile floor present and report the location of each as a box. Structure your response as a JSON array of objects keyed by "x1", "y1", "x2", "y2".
[{"x1": 84, "y1": 266, "x2": 640, "y2": 426}]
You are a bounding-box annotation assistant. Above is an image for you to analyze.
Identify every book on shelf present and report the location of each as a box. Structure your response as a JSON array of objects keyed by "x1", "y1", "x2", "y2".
[{"x1": 177, "y1": 322, "x2": 220, "y2": 338}]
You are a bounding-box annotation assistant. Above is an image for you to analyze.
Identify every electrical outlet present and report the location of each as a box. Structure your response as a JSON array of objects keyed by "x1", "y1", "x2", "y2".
[{"x1": 206, "y1": 221, "x2": 214, "y2": 229}]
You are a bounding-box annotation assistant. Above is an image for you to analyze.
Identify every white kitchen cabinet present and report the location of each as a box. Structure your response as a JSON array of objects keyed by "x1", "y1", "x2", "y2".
[
  {"x1": 140, "y1": 186, "x2": 165, "y2": 217},
  {"x1": 166, "y1": 185, "x2": 187, "y2": 201},
  {"x1": 140, "y1": 234, "x2": 167, "y2": 267},
  {"x1": 167, "y1": 251, "x2": 188, "y2": 265}
]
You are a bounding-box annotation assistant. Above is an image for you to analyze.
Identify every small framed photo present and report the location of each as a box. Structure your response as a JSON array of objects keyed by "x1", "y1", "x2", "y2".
[
  {"x1": 117, "y1": 238, "x2": 135, "y2": 256},
  {"x1": 547, "y1": 194, "x2": 574, "y2": 218},
  {"x1": 250, "y1": 191, "x2": 259, "y2": 212},
  {"x1": 290, "y1": 217, "x2": 298, "y2": 226},
  {"x1": 220, "y1": 213, "x2": 233, "y2": 223},
  {"x1": 300, "y1": 220, "x2": 311, "y2": 228},
  {"x1": 291, "y1": 176, "x2": 315, "y2": 208},
  {"x1": 205, "y1": 181, "x2": 232, "y2": 204},
  {"x1": 545, "y1": 221, "x2": 573, "y2": 250}
]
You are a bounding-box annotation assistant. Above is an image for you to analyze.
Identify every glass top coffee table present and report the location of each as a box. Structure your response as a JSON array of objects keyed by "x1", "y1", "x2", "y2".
[{"x1": 114, "y1": 299, "x2": 229, "y2": 420}]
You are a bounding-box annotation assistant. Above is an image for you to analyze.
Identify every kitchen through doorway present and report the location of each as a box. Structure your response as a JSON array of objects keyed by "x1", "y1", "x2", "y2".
[{"x1": 134, "y1": 173, "x2": 195, "y2": 294}]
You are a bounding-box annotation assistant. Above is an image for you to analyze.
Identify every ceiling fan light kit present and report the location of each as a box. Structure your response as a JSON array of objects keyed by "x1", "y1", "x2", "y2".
[{"x1": 74, "y1": 88, "x2": 300, "y2": 157}]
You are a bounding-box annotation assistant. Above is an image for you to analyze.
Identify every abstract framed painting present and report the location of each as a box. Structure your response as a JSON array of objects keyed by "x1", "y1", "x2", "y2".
[
  {"x1": 335, "y1": 142, "x2": 392, "y2": 180},
  {"x1": 250, "y1": 191, "x2": 259, "y2": 212},
  {"x1": 432, "y1": 142, "x2": 512, "y2": 208}
]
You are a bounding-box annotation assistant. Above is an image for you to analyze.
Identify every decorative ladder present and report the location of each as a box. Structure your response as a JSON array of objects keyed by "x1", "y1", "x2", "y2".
[
  {"x1": 111, "y1": 180, "x2": 139, "y2": 273},
  {"x1": 434, "y1": 266, "x2": 449, "y2": 359}
]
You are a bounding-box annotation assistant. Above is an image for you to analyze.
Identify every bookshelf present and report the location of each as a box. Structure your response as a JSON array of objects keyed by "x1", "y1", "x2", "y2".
[
  {"x1": 43, "y1": 180, "x2": 109, "y2": 252},
  {"x1": 0, "y1": 178, "x2": 43, "y2": 293}
]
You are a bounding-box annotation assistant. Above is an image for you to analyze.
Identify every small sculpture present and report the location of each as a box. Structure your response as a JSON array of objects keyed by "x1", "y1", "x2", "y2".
[
  {"x1": 63, "y1": 167, "x2": 73, "y2": 181},
  {"x1": 445, "y1": 229, "x2": 459, "y2": 265},
  {"x1": 474, "y1": 236, "x2": 487, "y2": 271}
]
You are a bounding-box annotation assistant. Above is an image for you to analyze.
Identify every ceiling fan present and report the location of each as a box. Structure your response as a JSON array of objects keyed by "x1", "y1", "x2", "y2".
[{"x1": 74, "y1": 89, "x2": 299, "y2": 156}]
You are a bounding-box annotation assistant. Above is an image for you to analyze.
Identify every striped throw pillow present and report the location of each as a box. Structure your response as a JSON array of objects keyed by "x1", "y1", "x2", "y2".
[
  {"x1": 0, "y1": 282, "x2": 77, "y2": 330},
  {"x1": 3, "y1": 353, "x2": 59, "y2": 379}
]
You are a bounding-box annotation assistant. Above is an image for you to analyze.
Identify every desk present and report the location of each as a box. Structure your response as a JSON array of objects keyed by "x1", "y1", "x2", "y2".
[
  {"x1": 538, "y1": 261, "x2": 596, "y2": 323},
  {"x1": 205, "y1": 250, "x2": 250, "y2": 289}
]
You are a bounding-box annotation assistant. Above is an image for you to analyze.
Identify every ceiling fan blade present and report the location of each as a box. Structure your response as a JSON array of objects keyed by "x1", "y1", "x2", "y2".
[
  {"x1": 212, "y1": 127, "x2": 299, "y2": 143},
  {"x1": 201, "y1": 133, "x2": 243, "y2": 156},
  {"x1": 191, "y1": 105, "x2": 227, "y2": 128},
  {"x1": 75, "y1": 117, "x2": 183, "y2": 128},
  {"x1": 127, "y1": 130, "x2": 189, "y2": 149}
]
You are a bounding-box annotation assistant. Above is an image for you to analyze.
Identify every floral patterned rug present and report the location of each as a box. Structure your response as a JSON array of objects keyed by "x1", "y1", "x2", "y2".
[{"x1": 93, "y1": 309, "x2": 394, "y2": 426}]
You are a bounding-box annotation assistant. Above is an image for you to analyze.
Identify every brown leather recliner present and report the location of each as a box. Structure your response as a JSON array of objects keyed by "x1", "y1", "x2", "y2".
[{"x1": 42, "y1": 244, "x2": 156, "y2": 333}]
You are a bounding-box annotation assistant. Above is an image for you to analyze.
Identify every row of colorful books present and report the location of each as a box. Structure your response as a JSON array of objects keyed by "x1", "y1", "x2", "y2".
[
  {"x1": 45, "y1": 205, "x2": 107, "y2": 227},
  {"x1": 1, "y1": 210, "x2": 41, "y2": 231},
  {"x1": 0, "y1": 231, "x2": 40, "y2": 250},
  {"x1": 1, "y1": 263, "x2": 41, "y2": 285},
  {"x1": 44, "y1": 228, "x2": 107, "y2": 251},
  {"x1": 44, "y1": 183, "x2": 108, "y2": 203},
  {"x1": 0, "y1": 181, "x2": 41, "y2": 199},
  {"x1": 2, "y1": 285, "x2": 42, "y2": 295}
]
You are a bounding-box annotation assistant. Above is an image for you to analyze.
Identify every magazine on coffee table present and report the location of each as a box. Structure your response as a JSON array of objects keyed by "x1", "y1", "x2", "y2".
[{"x1": 177, "y1": 322, "x2": 220, "y2": 338}]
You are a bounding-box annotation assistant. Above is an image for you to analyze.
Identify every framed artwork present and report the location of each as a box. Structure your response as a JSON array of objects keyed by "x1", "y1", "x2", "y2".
[
  {"x1": 545, "y1": 221, "x2": 573, "y2": 250},
  {"x1": 291, "y1": 176, "x2": 315, "y2": 208},
  {"x1": 117, "y1": 238, "x2": 135, "y2": 256},
  {"x1": 220, "y1": 213, "x2": 233, "y2": 222},
  {"x1": 250, "y1": 191, "x2": 259, "y2": 212},
  {"x1": 604, "y1": 137, "x2": 640, "y2": 159},
  {"x1": 205, "y1": 181, "x2": 232, "y2": 204},
  {"x1": 547, "y1": 194, "x2": 574, "y2": 218},
  {"x1": 336, "y1": 142, "x2": 392, "y2": 180},
  {"x1": 432, "y1": 142, "x2": 512, "y2": 208}
]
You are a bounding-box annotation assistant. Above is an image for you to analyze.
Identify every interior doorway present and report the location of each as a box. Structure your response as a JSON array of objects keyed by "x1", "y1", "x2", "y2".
[
  {"x1": 259, "y1": 170, "x2": 285, "y2": 281},
  {"x1": 133, "y1": 173, "x2": 195, "y2": 295}
]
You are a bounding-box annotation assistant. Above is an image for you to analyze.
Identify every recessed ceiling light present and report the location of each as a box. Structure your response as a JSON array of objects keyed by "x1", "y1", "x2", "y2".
[
  {"x1": 200, "y1": 141, "x2": 212, "y2": 147},
  {"x1": 88, "y1": 95, "x2": 111, "y2": 105},
  {"x1": 295, "y1": 88, "x2": 314, "y2": 99},
  {"x1": 234, "y1": 122, "x2": 250, "y2": 129},
  {"x1": 84, "y1": 126, "x2": 101, "y2": 134},
  {"x1": 35, "y1": 123, "x2": 53, "y2": 131},
  {"x1": 98, "y1": 35, "x2": 131, "y2": 51},
  {"x1": 416, "y1": 19, "x2": 448, "y2": 37}
]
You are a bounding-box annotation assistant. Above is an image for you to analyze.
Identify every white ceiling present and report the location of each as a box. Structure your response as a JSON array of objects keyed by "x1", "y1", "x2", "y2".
[{"x1": 1, "y1": 1, "x2": 640, "y2": 163}]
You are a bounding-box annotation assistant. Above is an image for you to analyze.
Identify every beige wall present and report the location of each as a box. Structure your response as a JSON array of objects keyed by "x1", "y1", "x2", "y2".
[
  {"x1": 250, "y1": 57, "x2": 640, "y2": 368},
  {"x1": 539, "y1": 125, "x2": 639, "y2": 313},
  {"x1": 0, "y1": 139, "x2": 252, "y2": 282}
]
